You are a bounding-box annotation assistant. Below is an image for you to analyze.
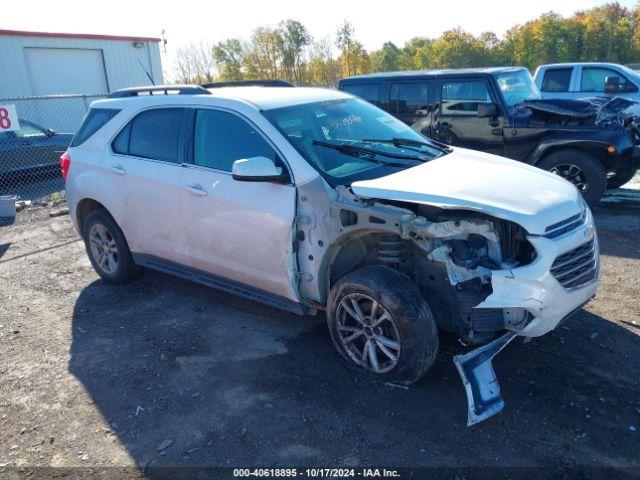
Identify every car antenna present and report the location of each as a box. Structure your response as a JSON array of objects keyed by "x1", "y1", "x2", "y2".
[{"x1": 137, "y1": 57, "x2": 156, "y2": 85}]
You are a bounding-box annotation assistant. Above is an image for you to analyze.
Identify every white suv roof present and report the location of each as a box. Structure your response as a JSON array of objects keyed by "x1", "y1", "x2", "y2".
[{"x1": 94, "y1": 86, "x2": 351, "y2": 111}]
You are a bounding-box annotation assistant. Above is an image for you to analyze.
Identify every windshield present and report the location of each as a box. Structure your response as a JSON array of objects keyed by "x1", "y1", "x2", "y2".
[
  {"x1": 495, "y1": 69, "x2": 542, "y2": 107},
  {"x1": 617, "y1": 64, "x2": 640, "y2": 82},
  {"x1": 262, "y1": 98, "x2": 446, "y2": 185}
]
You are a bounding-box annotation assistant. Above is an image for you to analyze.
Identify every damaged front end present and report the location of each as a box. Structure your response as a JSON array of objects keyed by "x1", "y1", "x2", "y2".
[
  {"x1": 518, "y1": 96, "x2": 640, "y2": 151},
  {"x1": 295, "y1": 178, "x2": 599, "y2": 425},
  {"x1": 519, "y1": 96, "x2": 640, "y2": 129}
]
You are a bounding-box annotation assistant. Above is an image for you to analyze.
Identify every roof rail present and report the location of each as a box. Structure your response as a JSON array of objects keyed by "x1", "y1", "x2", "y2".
[
  {"x1": 109, "y1": 85, "x2": 211, "y2": 98},
  {"x1": 202, "y1": 80, "x2": 294, "y2": 88}
]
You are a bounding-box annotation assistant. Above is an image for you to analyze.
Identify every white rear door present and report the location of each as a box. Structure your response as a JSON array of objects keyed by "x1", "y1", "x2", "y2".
[{"x1": 103, "y1": 107, "x2": 190, "y2": 265}]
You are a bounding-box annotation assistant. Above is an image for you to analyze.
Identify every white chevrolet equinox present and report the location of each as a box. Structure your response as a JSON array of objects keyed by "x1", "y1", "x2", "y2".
[{"x1": 63, "y1": 84, "x2": 600, "y2": 425}]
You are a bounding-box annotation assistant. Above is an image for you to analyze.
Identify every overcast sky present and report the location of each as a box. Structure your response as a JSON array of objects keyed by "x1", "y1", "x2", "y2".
[{"x1": 4, "y1": 0, "x2": 637, "y2": 77}]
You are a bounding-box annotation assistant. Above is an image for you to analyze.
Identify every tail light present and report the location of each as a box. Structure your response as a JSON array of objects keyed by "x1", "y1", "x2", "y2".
[{"x1": 59, "y1": 151, "x2": 71, "y2": 181}]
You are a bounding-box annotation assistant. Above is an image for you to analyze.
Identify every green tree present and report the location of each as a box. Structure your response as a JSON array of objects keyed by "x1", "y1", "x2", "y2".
[
  {"x1": 336, "y1": 21, "x2": 356, "y2": 76},
  {"x1": 371, "y1": 42, "x2": 401, "y2": 72},
  {"x1": 336, "y1": 21, "x2": 371, "y2": 77},
  {"x1": 174, "y1": 3, "x2": 640, "y2": 85},
  {"x1": 277, "y1": 20, "x2": 311, "y2": 84},
  {"x1": 213, "y1": 39, "x2": 246, "y2": 81},
  {"x1": 576, "y1": 3, "x2": 637, "y2": 63},
  {"x1": 309, "y1": 37, "x2": 341, "y2": 86},
  {"x1": 429, "y1": 28, "x2": 485, "y2": 68},
  {"x1": 243, "y1": 27, "x2": 281, "y2": 80}
]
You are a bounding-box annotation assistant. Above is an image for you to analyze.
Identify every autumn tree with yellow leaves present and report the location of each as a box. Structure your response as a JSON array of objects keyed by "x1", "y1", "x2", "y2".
[{"x1": 174, "y1": 2, "x2": 640, "y2": 85}]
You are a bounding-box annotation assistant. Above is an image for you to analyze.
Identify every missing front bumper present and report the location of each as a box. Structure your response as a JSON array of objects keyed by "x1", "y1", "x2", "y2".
[{"x1": 453, "y1": 330, "x2": 518, "y2": 426}]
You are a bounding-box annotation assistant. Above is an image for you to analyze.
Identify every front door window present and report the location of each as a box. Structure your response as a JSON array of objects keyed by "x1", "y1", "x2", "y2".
[{"x1": 441, "y1": 81, "x2": 491, "y2": 115}]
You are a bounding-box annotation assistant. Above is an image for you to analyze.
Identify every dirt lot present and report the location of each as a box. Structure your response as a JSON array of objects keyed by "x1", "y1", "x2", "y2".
[{"x1": 0, "y1": 187, "x2": 639, "y2": 478}]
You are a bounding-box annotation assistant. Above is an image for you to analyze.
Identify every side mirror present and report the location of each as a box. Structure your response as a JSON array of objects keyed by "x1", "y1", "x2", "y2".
[
  {"x1": 45, "y1": 128, "x2": 55, "y2": 137},
  {"x1": 604, "y1": 76, "x2": 620, "y2": 93},
  {"x1": 477, "y1": 102, "x2": 498, "y2": 118},
  {"x1": 231, "y1": 156, "x2": 288, "y2": 183}
]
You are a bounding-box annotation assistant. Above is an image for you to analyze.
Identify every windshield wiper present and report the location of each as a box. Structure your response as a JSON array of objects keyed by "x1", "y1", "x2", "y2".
[
  {"x1": 362, "y1": 137, "x2": 453, "y2": 153},
  {"x1": 312, "y1": 140, "x2": 424, "y2": 166}
]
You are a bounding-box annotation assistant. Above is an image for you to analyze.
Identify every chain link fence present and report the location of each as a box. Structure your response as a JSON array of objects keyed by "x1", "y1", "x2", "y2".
[{"x1": 0, "y1": 94, "x2": 105, "y2": 202}]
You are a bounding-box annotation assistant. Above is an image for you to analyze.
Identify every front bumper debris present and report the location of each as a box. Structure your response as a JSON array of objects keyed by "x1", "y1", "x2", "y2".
[{"x1": 454, "y1": 330, "x2": 518, "y2": 426}]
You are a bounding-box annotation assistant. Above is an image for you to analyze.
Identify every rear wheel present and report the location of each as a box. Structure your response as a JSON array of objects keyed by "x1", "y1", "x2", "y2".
[
  {"x1": 607, "y1": 166, "x2": 638, "y2": 189},
  {"x1": 538, "y1": 149, "x2": 606, "y2": 207},
  {"x1": 83, "y1": 209, "x2": 140, "y2": 285},
  {"x1": 327, "y1": 265, "x2": 438, "y2": 386}
]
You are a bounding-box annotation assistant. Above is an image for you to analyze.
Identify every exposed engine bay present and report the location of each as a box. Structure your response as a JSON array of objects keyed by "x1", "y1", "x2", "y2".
[
  {"x1": 294, "y1": 180, "x2": 556, "y2": 425},
  {"x1": 296, "y1": 182, "x2": 536, "y2": 342},
  {"x1": 518, "y1": 96, "x2": 640, "y2": 138}
]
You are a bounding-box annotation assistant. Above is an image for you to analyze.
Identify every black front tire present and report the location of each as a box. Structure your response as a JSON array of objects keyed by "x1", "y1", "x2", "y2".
[
  {"x1": 83, "y1": 209, "x2": 141, "y2": 285},
  {"x1": 607, "y1": 166, "x2": 638, "y2": 189},
  {"x1": 327, "y1": 265, "x2": 439, "y2": 386},
  {"x1": 538, "y1": 149, "x2": 606, "y2": 207}
]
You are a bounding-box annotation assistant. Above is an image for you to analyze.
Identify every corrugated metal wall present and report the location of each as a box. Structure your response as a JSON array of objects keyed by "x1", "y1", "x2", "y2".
[{"x1": 0, "y1": 33, "x2": 164, "y2": 98}]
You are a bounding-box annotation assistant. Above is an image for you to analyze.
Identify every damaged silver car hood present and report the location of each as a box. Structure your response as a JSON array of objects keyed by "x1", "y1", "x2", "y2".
[{"x1": 351, "y1": 147, "x2": 582, "y2": 235}]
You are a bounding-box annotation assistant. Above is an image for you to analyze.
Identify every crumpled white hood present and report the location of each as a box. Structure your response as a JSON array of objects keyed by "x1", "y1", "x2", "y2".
[{"x1": 351, "y1": 147, "x2": 583, "y2": 235}]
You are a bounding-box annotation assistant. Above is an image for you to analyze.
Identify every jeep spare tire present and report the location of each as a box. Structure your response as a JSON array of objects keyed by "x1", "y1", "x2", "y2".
[
  {"x1": 327, "y1": 265, "x2": 439, "y2": 386},
  {"x1": 538, "y1": 149, "x2": 606, "y2": 207}
]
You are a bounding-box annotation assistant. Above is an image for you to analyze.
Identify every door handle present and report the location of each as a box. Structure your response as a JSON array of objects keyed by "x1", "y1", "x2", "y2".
[
  {"x1": 107, "y1": 164, "x2": 126, "y2": 175},
  {"x1": 184, "y1": 184, "x2": 208, "y2": 197}
]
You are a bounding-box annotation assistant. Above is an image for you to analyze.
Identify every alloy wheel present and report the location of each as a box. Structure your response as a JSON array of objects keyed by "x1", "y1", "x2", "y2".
[
  {"x1": 88, "y1": 223, "x2": 119, "y2": 275},
  {"x1": 336, "y1": 293, "x2": 401, "y2": 374},
  {"x1": 550, "y1": 163, "x2": 589, "y2": 192}
]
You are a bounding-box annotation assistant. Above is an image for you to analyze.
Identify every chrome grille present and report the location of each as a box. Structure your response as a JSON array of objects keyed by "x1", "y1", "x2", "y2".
[
  {"x1": 544, "y1": 209, "x2": 587, "y2": 239},
  {"x1": 550, "y1": 238, "x2": 598, "y2": 290}
]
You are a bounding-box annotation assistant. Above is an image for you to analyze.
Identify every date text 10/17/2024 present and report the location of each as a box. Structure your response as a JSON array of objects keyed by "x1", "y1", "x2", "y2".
[{"x1": 233, "y1": 469, "x2": 401, "y2": 478}]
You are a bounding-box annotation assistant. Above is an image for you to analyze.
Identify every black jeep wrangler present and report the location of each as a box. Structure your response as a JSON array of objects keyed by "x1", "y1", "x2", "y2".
[{"x1": 338, "y1": 67, "x2": 640, "y2": 205}]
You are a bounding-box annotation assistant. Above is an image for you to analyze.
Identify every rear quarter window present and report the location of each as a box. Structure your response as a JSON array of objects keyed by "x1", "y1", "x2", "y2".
[{"x1": 71, "y1": 108, "x2": 120, "y2": 147}]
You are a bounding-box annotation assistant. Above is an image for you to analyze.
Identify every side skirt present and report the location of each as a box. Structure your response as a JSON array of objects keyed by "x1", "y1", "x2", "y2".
[{"x1": 132, "y1": 253, "x2": 308, "y2": 316}]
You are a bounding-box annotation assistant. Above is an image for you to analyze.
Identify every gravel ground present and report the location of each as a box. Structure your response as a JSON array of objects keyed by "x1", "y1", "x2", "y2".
[{"x1": 0, "y1": 189, "x2": 639, "y2": 479}]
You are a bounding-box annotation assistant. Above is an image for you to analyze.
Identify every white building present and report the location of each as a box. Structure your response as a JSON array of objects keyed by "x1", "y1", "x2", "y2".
[{"x1": 0, "y1": 29, "x2": 164, "y2": 98}]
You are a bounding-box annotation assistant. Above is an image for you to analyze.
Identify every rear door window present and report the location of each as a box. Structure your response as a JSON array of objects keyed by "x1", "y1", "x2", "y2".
[
  {"x1": 341, "y1": 84, "x2": 381, "y2": 106},
  {"x1": 112, "y1": 123, "x2": 130, "y2": 155},
  {"x1": 389, "y1": 83, "x2": 430, "y2": 114},
  {"x1": 441, "y1": 81, "x2": 491, "y2": 115},
  {"x1": 541, "y1": 68, "x2": 572, "y2": 92},
  {"x1": 192, "y1": 109, "x2": 277, "y2": 172},
  {"x1": 71, "y1": 108, "x2": 120, "y2": 147},
  {"x1": 125, "y1": 108, "x2": 185, "y2": 163}
]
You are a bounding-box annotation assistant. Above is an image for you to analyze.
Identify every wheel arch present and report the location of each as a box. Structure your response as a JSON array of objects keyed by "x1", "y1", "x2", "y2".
[
  {"x1": 531, "y1": 140, "x2": 610, "y2": 166},
  {"x1": 76, "y1": 198, "x2": 117, "y2": 234},
  {"x1": 316, "y1": 229, "x2": 406, "y2": 304}
]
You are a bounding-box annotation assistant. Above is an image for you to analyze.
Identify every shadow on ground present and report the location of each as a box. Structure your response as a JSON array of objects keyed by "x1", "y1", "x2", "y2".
[
  {"x1": 593, "y1": 206, "x2": 640, "y2": 260},
  {"x1": 68, "y1": 269, "x2": 640, "y2": 476}
]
